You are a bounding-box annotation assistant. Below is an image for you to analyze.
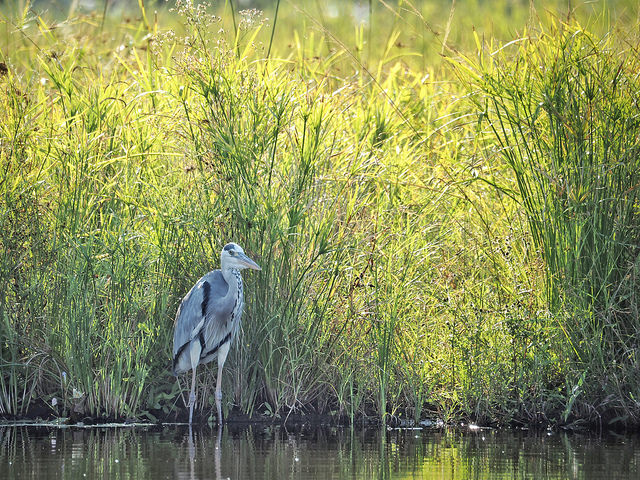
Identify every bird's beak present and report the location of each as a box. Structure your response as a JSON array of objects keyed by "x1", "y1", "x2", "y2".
[{"x1": 239, "y1": 253, "x2": 261, "y2": 271}]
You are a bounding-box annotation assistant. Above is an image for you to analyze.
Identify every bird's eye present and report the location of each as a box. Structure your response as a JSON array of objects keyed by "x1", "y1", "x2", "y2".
[{"x1": 229, "y1": 250, "x2": 235, "y2": 256}]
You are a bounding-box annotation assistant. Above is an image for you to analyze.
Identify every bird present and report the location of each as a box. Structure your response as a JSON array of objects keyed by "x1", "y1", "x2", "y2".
[{"x1": 172, "y1": 242, "x2": 261, "y2": 425}]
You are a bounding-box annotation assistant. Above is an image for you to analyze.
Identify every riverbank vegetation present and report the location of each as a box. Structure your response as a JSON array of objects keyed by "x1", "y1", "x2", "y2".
[{"x1": 1, "y1": 0, "x2": 639, "y2": 428}]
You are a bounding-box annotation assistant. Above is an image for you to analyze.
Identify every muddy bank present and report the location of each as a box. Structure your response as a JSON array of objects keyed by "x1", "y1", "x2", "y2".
[
  {"x1": 0, "y1": 398, "x2": 451, "y2": 429},
  {"x1": 5, "y1": 397, "x2": 638, "y2": 433}
]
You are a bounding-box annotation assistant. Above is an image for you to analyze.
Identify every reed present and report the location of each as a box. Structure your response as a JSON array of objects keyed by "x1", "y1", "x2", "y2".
[
  {"x1": 0, "y1": 0, "x2": 639, "y2": 427},
  {"x1": 457, "y1": 20, "x2": 640, "y2": 423}
]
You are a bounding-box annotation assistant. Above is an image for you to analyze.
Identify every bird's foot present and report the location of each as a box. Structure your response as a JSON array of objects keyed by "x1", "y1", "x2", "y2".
[
  {"x1": 217, "y1": 407, "x2": 223, "y2": 426},
  {"x1": 215, "y1": 391, "x2": 223, "y2": 425}
]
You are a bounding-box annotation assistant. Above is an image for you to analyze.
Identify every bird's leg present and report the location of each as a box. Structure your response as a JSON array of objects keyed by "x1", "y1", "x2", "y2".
[
  {"x1": 216, "y1": 342, "x2": 231, "y2": 425},
  {"x1": 188, "y1": 366, "x2": 197, "y2": 425},
  {"x1": 188, "y1": 342, "x2": 201, "y2": 425},
  {"x1": 215, "y1": 361, "x2": 224, "y2": 425}
]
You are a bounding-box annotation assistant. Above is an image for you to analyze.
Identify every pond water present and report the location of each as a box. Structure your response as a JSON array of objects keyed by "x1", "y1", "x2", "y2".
[{"x1": 1, "y1": 423, "x2": 639, "y2": 479}]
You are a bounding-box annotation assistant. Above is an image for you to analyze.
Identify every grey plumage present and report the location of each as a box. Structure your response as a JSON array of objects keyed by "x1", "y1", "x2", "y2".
[
  {"x1": 172, "y1": 270, "x2": 237, "y2": 374},
  {"x1": 172, "y1": 242, "x2": 260, "y2": 425}
]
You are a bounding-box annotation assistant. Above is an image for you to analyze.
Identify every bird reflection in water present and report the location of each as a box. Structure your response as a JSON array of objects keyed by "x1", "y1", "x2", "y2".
[{"x1": 184, "y1": 426, "x2": 224, "y2": 480}]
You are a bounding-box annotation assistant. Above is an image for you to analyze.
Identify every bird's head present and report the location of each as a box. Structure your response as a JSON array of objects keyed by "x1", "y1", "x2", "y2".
[{"x1": 220, "y1": 243, "x2": 261, "y2": 271}]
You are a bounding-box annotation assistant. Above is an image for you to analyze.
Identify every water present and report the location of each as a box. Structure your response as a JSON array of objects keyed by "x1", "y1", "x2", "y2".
[{"x1": 1, "y1": 424, "x2": 639, "y2": 479}]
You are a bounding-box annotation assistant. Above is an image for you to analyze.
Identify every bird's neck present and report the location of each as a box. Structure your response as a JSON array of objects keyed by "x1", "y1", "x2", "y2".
[{"x1": 221, "y1": 267, "x2": 243, "y2": 300}]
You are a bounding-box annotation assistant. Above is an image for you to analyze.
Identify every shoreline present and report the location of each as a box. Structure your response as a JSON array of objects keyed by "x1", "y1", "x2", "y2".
[{"x1": 1, "y1": 410, "x2": 632, "y2": 433}]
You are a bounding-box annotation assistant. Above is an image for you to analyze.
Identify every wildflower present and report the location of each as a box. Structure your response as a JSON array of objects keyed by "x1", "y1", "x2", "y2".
[{"x1": 238, "y1": 9, "x2": 266, "y2": 31}]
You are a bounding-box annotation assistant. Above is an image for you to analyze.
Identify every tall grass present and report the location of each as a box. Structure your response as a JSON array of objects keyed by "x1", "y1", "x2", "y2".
[
  {"x1": 0, "y1": 7, "x2": 181, "y2": 417},
  {"x1": 1, "y1": 0, "x2": 639, "y2": 426},
  {"x1": 457, "y1": 21, "x2": 640, "y2": 423}
]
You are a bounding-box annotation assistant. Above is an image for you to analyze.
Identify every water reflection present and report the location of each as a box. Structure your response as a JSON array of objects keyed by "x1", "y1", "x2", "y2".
[{"x1": 1, "y1": 424, "x2": 639, "y2": 479}]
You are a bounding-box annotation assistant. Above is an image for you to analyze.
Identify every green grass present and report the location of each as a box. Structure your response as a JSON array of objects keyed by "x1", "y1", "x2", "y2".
[
  {"x1": 1, "y1": 0, "x2": 639, "y2": 427},
  {"x1": 455, "y1": 19, "x2": 640, "y2": 425}
]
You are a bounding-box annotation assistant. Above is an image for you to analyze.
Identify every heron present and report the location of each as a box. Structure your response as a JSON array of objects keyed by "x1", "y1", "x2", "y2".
[{"x1": 172, "y1": 242, "x2": 261, "y2": 425}]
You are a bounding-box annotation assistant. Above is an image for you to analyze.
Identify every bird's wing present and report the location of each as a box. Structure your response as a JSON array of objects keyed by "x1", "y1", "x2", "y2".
[
  {"x1": 200, "y1": 271, "x2": 239, "y2": 361},
  {"x1": 172, "y1": 270, "x2": 231, "y2": 373}
]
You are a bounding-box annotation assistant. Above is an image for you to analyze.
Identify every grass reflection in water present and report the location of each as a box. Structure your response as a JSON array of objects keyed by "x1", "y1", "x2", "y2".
[{"x1": 1, "y1": 425, "x2": 639, "y2": 479}]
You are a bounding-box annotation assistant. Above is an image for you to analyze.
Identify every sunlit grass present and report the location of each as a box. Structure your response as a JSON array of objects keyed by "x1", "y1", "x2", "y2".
[
  {"x1": 455, "y1": 19, "x2": 640, "y2": 424},
  {"x1": 0, "y1": 0, "x2": 639, "y2": 427}
]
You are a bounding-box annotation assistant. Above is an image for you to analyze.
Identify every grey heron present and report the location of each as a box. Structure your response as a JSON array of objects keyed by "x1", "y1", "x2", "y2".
[{"x1": 172, "y1": 242, "x2": 261, "y2": 424}]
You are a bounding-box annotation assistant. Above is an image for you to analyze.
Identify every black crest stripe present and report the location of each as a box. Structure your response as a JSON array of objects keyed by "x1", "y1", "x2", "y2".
[{"x1": 201, "y1": 281, "x2": 210, "y2": 317}]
